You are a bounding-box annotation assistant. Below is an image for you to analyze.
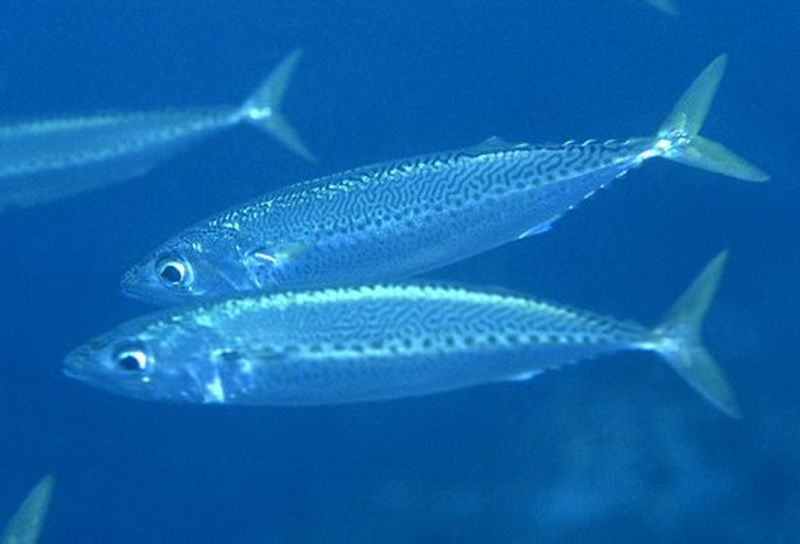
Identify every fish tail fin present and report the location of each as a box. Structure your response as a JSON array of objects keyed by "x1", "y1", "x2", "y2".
[
  {"x1": 652, "y1": 54, "x2": 768, "y2": 182},
  {"x1": 0, "y1": 473, "x2": 56, "y2": 543},
  {"x1": 240, "y1": 48, "x2": 316, "y2": 161},
  {"x1": 646, "y1": 0, "x2": 680, "y2": 17},
  {"x1": 650, "y1": 251, "x2": 740, "y2": 417}
]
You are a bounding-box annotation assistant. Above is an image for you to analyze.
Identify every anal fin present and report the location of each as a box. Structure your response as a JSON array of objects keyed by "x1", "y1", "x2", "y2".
[
  {"x1": 517, "y1": 215, "x2": 562, "y2": 239},
  {"x1": 505, "y1": 370, "x2": 542, "y2": 382}
]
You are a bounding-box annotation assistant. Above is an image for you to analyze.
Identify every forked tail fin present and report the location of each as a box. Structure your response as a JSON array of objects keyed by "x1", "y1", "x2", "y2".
[
  {"x1": 241, "y1": 48, "x2": 315, "y2": 161},
  {"x1": 652, "y1": 55, "x2": 769, "y2": 182},
  {"x1": 651, "y1": 251, "x2": 740, "y2": 417}
]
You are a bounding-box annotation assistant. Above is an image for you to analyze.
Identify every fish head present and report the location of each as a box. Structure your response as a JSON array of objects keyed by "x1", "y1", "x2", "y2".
[
  {"x1": 121, "y1": 226, "x2": 263, "y2": 305},
  {"x1": 64, "y1": 312, "x2": 228, "y2": 403}
]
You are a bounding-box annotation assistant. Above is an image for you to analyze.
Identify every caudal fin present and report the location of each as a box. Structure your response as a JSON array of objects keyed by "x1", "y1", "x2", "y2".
[
  {"x1": 645, "y1": 0, "x2": 680, "y2": 17},
  {"x1": 654, "y1": 55, "x2": 769, "y2": 182},
  {"x1": 240, "y1": 49, "x2": 315, "y2": 161},
  {"x1": 651, "y1": 251, "x2": 740, "y2": 417},
  {"x1": 1, "y1": 473, "x2": 55, "y2": 544}
]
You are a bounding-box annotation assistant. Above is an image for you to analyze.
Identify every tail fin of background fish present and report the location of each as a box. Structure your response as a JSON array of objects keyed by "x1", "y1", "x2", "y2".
[
  {"x1": 650, "y1": 251, "x2": 740, "y2": 417},
  {"x1": 240, "y1": 49, "x2": 316, "y2": 161},
  {"x1": 652, "y1": 54, "x2": 769, "y2": 181},
  {"x1": 0, "y1": 473, "x2": 55, "y2": 544},
  {"x1": 645, "y1": 0, "x2": 679, "y2": 17}
]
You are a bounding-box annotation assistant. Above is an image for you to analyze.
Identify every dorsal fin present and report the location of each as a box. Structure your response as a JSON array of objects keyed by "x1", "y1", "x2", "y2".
[{"x1": 465, "y1": 136, "x2": 527, "y2": 154}]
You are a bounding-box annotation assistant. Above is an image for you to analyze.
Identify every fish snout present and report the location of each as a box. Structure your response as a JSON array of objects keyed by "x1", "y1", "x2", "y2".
[
  {"x1": 120, "y1": 264, "x2": 163, "y2": 304},
  {"x1": 63, "y1": 344, "x2": 94, "y2": 381}
]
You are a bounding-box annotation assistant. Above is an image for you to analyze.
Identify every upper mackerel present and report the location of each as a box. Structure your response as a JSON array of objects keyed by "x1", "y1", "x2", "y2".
[{"x1": 123, "y1": 55, "x2": 768, "y2": 305}]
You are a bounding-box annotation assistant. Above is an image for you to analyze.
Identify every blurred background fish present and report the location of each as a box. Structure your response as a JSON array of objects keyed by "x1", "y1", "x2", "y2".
[
  {"x1": 0, "y1": 49, "x2": 312, "y2": 212},
  {"x1": 0, "y1": 474, "x2": 55, "y2": 544},
  {"x1": 645, "y1": 0, "x2": 680, "y2": 16}
]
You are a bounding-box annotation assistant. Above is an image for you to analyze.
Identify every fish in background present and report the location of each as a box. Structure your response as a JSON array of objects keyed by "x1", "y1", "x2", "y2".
[
  {"x1": 644, "y1": 0, "x2": 680, "y2": 16},
  {"x1": 69, "y1": 251, "x2": 739, "y2": 417},
  {"x1": 0, "y1": 49, "x2": 313, "y2": 211},
  {"x1": 1, "y1": 474, "x2": 55, "y2": 544},
  {"x1": 122, "y1": 55, "x2": 768, "y2": 306}
]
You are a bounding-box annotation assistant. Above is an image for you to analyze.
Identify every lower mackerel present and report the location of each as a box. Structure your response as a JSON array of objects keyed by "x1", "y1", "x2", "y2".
[{"x1": 70, "y1": 252, "x2": 739, "y2": 417}]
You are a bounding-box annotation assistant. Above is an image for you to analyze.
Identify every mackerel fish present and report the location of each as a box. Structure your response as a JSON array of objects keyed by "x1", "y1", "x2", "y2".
[
  {"x1": 72, "y1": 252, "x2": 739, "y2": 416},
  {"x1": 0, "y1": 49, "x2": 312, "y2": 210},
  {"x1": 122, "y1": 55, "x2": 767, "y2": 305}
]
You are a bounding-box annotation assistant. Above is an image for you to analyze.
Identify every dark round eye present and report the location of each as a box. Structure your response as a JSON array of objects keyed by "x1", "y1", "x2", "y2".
[
  {"x1": 160, "y1": 263, "x2": 184, "y2": 284},
  {"x1": 113, "y1": 345, "x2": 150, "y2": 372},
  {"x1": 155, "y1": 255, "x2": 193, "y2": 289}
]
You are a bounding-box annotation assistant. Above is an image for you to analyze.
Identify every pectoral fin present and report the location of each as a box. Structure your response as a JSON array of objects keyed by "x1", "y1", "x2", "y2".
[{"x1": 242, "y1": 241, "x2": 310, "y2": 287}]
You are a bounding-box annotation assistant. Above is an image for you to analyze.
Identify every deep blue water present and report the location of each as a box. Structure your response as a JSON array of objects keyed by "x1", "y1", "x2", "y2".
[{"x1": 0, "y1": 0, "x2": 797, "y2": 541}]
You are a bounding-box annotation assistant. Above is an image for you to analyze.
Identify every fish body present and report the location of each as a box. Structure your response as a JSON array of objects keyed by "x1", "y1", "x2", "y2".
[
  {"x1": 122, "y1": 55, "x2": 768, "y2": 306},
  {"x1": 129, "y1": 137, "x2": 653, "y2": 301},
  {"x1": 0, "y1": 49, "x2": 312, "y2": 210},
  {"x1": 70, "y1": 252, "x2": 739, "y2": 416}
]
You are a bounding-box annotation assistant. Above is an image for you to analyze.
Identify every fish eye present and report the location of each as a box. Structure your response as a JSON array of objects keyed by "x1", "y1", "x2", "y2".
[
  {"x1": 113, "y1": 344, "x2": 150, "y2": 373},
  {"x1": 155, "y1": 255, "x2": 193, "y2": 289}
]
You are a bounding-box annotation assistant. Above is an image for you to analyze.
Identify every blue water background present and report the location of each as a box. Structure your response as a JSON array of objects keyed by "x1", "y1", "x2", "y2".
[{"x1": 0, "y1": 0, "x2": 797, "y2": 541}]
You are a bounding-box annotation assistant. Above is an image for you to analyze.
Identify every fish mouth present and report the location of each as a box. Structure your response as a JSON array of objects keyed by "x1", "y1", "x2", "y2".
[
  {"x1": 62, "y1": 366, "x2": 84, "y2": 382},
  {"x1": 120, "y1": 281, "x2": 145, "y2": 301},
  {"x1": 62, "y1": 349, "x2": 90, "y2": 381},
  {"x1": 119, "y1": 267, "x2": 146, "y2": 298},
  {"x1": 120, "y1": 268, "x2": 168, "y2": 305},
  {"x1": 63, "y1": 336, "x2": 110, "y2": 382}
]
